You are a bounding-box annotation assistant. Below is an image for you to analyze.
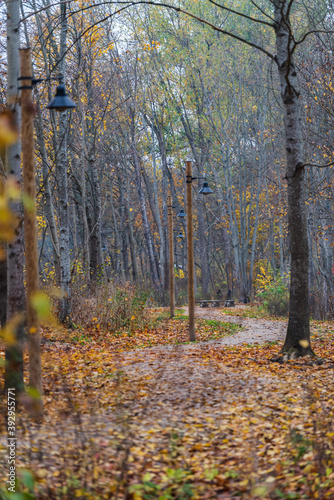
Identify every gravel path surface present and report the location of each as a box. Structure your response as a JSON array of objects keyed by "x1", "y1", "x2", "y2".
[
  {"x1": 119, "y1": 307, "x2": 286, "y2": 379},
  {"x1": 190, "y1": 306, "x2": 286, "y2": 347}
]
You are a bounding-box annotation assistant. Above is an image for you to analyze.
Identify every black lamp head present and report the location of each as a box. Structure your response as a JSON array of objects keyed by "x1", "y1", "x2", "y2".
[
  {"x1": 47, "y1": 85, "x2": 77, "y2": 112},
  {"x1": 198, "y1": 181, "x2": 214, "y2": 195},
  {"x1": 177, "y1": 231, "x2": 185, "y2": 239},
  {"x1": 177, "y1": 208, "x2": 186, "y2": 218}
]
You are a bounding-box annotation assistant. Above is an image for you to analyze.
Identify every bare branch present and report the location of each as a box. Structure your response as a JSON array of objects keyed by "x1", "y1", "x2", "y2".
[
  {"x1": 24, "y1": 0, "x2": 277, "y2": 65},
  {"x1": 116, "y1": 1, "x2": 276, "y2": 62},
  {"x1": 294, "y1": 29, "x2": 334, "y2": 47},
  {"x1": 249, "y1": 0, "x2": 275, "y2": 23},
  {"x1": 294, "y1": 160, "x2": 334, "y2": 174},
  {"x1": 20, "y1": 0, "x2": 81, "y2": 23},
  {"x1": 303, "y1": 161, "x2": 334, "y2": 169},
  {"x1": 48, "y1": 4, "x2": 137, "y2": 74},
  {"x1": 286, "y1": 0, "x2": 295, "y2": 22},
  {"x1": 207, "y1": 0, "x2": 274, "y2": 27}
]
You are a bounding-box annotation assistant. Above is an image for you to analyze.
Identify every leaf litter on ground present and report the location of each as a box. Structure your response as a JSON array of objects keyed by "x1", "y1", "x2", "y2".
[{"x1": 0, "y1": 308, "x2": 334, "y2": 499}]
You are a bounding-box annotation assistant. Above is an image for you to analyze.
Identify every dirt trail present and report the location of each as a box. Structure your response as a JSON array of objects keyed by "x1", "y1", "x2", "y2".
[
  {"x1": 187, "y1": 306, "x2": 287, "y2": 347},
  {"x1": 114, "y1": 307, "x2": 284, "y2": 425},
  {"x1": 119, "y1": 307, "x2": 286, "y2": 380}
]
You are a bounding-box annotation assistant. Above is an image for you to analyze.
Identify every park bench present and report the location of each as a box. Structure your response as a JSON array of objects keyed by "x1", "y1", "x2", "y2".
[
  {"x1": 198, "y1": 300, "x2": 223, "y2": 308},
  {"x1": 224, "y1": 299, "x2": 235, "y2": 307}
]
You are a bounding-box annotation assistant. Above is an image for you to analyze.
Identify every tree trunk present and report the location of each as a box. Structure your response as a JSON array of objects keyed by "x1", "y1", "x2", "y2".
[
  {"x1": 4, "y1": 0, "x2": 25, "y2": 394},
  {"x1": 152, "y1": 123, "x2": 171, "y2": 297},
  {"x1": 56, "y1": 2, "x2": 71, "y2": 323},
  {"x1": 0, "y1": 257, "x2": 6, "y2": 327},
  {"x1": 35, "y1": 99, "x2": 61, "y2": 284},
  {"x1": 197, "y1": 196, "x2": 209, "y2": 297},
  {"x1": 131, "y1": 134, "x2": 160, "y2": 289},
  {"x1": 20, "y1": 49, "x2": 42, "y2": 407},
  {"x1": 85, "y1": 68, "x2": 104, "y2": 284},
  {"x1": 109, "y1": 178, "x2": 124, "y2": 281},
  {"x1": 274, "y1": 1, "x2": 312, "y2": 358},
  {"x1": 88, "y1": 154, "x2": 104, "y2": 283},
  {"x1": 79, "y1": 108, "x2": 90, "y2": 278},
  {"x1": 126, "y1": 178, "x2": 139, "y2": 281},
  {"x1": 119, "y1": 179, "x2": 130, "y2": 281}
]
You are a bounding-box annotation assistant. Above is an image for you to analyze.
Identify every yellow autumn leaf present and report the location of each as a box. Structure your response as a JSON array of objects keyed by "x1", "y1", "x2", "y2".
[
  {"x1": 299, "y1": 340, "x2": 309, "y2": 348},
  {"x1": 1, "y1": 326, "x2": 15, "y2": 346},
  {"x1": 36, "y1": 469, "x2": 48, "y2": 479},
  {"x1": 0, "y1": 110, "x2": 18, "y2": 148},
  {"x1": 0, "y1": 312, "x2": 24, "y2": 346},
  {"x1": 31, "y1": 291, "x2": 51, "y2": 318}
]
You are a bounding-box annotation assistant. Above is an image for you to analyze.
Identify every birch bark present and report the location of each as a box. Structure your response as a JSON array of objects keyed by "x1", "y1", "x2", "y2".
[
  {"x1": 4, "y1": 0, "x2": 25, "y2": 393},
  {"x1": 35, "y1": 100, "x2": 61, "y2": 284},
  {"x1": 55, "y1": 1, "x2": 71, "y2": 323}
]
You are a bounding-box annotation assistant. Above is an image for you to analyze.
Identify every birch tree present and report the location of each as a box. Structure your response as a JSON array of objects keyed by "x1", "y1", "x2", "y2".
[
  {"x1": 55, "y1": 1, "x2": 72, "y2": 322},
  {"x1": 4, "y1": 0, "x2": 25, "y2": 393}
]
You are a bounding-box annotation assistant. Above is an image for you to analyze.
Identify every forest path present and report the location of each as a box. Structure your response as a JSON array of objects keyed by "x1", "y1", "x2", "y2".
[
  {"x1": 119, "y1": 306, "x2": 286, "y2": 380},
  {"x1": 182, "y1": 305, "x2": 287, "y2": 347},
  {"x1": 112, "y1": 307, "x2": 286, "y2": 437}
]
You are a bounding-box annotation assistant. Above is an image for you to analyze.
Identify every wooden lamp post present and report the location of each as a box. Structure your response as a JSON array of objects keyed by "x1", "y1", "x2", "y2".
[
  {"x1": 20, "y1": 48, "x2": 42, "y2": 404},
  {"x1": 168, "y1": 194, "x2": 175, "y2": 319},
  {"x1": 19, "y1": 47, "x2": 76, "y2": 412},
  {"x1": 180, "y1": 161, "x2": 213, "y2": 341}
]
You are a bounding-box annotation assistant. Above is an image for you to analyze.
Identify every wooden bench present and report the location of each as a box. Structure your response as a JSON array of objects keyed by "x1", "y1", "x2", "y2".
[
  {"x1": 198, "y1": 300, "x2": 223, "y2": 308},
  {"x1": 224, "y1": 300, "x2": 235, "y2": 307}
]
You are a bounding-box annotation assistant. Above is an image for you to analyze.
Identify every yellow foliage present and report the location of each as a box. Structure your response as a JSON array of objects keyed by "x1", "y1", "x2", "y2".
[
  {"x1": 0, "y1": 110, "x2": 18, "y2": 148},
  {"x1": 0, "y1": 313, "x2": 25, "y2": 346},
  {"x1": 31, "y1": 291, "x2": 51, "y2": 319},
  {"x1": 0, "y1": 176, "x2": 20, "y2": 245},
  {"x1": 175, "y1": 268, "x2": 185, "y2": 279},
  {"x1": 254, "y1": 262, "x2": 273, "y2": 292}
]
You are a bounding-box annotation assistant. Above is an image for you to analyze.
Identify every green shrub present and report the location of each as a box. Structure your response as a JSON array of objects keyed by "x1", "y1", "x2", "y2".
[{"x1": 257, "y1": 277, "x2": 289, "y2": 317}]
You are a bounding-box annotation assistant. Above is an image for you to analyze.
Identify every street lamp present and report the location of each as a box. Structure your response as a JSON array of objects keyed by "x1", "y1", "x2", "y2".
[
  {"x1": 177, "y1": 208, "x2": 186, "y2": 218},
  {"x1": 183, "y1": 160, "x2": 213, "y2": 341},
  {"x1": 19, "y1": 47, "x2": 76, "y2": 409},
  {"x1": 198, "y1": 181, "x2": 214, "y2": 195},
  {"x1": 167, "y1": 194, "x2": 176, "y2": 319},
  {"x1": 47, "y1": 84, "x2": 77, "y2": 111}
]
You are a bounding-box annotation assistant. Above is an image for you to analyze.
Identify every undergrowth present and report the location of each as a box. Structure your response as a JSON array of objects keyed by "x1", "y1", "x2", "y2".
[
  {"x1": 257, "y1": 277, "x2": 289, "y2": 317},
  {"x1": 152, "y1": 308, "x2": 240, "y2": 342},
  {"x1": 71, "y1": 282, "x2": 152, "y2": 333},
  {"x1": 1, "y1": 333, "x2": 334, "y2": 499}
]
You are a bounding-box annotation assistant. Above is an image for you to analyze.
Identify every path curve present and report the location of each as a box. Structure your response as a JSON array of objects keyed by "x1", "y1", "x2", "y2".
[
  {"x1": 185, "y1": 306, "x2": 287, "y2": 347},
  {"x1": 119, "y1": 307, "x2": 287, "y2": 378},
  {"x1": 120, "y1": 307, "x2": 287, "y2": 388}
]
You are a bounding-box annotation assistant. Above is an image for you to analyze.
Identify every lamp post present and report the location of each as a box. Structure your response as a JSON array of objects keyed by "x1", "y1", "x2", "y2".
[
  {"x1": 20, "y1": 48, "x2": 42, "y2": 401},
  {"x1": 167, "y1": 194, "x2": 175, "y2": 319},
  {"x1": 179, "y1": 161, "x2": 213, "y2": 341},
  {"x1": 186, "y1": 161, "x2": 195, "y2": 340},
  {"x1": 19, "y1": 47, "x2": 76, "y2": 409}
]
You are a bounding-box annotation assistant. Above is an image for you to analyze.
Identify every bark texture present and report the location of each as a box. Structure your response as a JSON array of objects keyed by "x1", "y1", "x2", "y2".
[
  {"x1": 20, "y1": 49, "x2": 42, "y2": 403},
  {"x1": 56, "y1": 2, "x2": 71, "y2": 322},
  {"x1": 274, "y1": 0, "x2": 312, "y2": 357},
  {"x1": 5, "y1": 0, "x2": 25, "y2": 394},
  {"x1": 186, "y1": 161, "x2": 195, "y2": 341}
]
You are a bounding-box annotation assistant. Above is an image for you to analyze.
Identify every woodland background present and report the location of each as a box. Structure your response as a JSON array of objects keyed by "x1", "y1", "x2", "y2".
[
  {"x1": 1, "y1": 2, "x2": 334, "y2": 499},
  {"x1": 1, "y1": 0, "x2": 333, "y2": 323}
]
